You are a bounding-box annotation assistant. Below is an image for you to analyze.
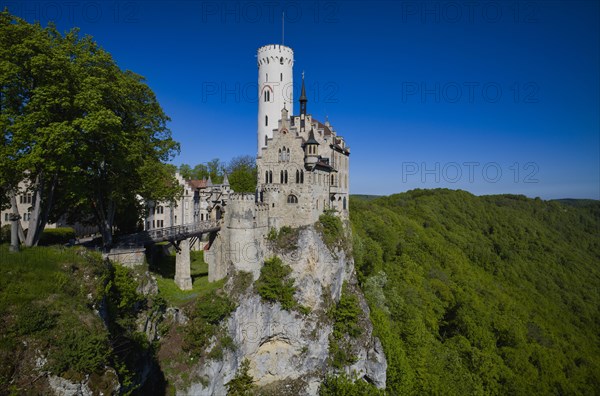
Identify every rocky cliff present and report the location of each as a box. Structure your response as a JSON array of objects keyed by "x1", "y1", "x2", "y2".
[{"x1": 182, "y1": 225, "x2": 387, "y2": 395}]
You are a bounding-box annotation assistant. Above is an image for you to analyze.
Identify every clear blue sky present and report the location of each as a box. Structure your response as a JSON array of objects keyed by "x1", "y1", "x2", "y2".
[{"x1": 4, "y1": 0, "x2": 599, "y2": 199}]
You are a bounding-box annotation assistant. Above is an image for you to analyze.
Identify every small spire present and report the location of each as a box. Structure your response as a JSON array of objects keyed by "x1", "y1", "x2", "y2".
[
  {"x1": 299, "y1": 71, "x2": 307, "y2": 115},
  {"x1": 222, "y1": 173, "x2": 229, "y2": 185}
]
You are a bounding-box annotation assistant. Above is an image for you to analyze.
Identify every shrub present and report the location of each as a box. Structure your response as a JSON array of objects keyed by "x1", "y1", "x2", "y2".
[
  {"x1": 317, "y1": 210, "x2": 345, "y2": 250},
  {"x1": 268, "y1": 226, "x2": 299, "y2": 251},
  {"x1": 331, "y1": 284, "x2": 362, "y2": 339},
  {"x1": 48, "y1": 326, "x2": 110, "y2": 375},
  {"x1": 328, "y1": 283, "x2": 362, "y2": 369},
  {"x1": 184, "y1": 290, "x2": 235, "y2": 356},
  {"x1": 319, "y1": 373, "x2": 384, "y2": 395},
  {"x1": 0, "y1": 224, "x2": 10, "y2": 242},
  {"x1": 255, "y1": 256, "x2": 298, "y2": 310},
  {"x1": 225, "y1": 359, "x2": 254, "y2": 395},
  {"x1": 39, "y1": 227, "x2": 76, "y2": 245},
  {"x1": 13, "y1": 303, "x2": 57, "y2": 336}
]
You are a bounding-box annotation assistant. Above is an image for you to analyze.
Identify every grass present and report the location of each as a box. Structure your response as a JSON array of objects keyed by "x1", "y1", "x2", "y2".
[
  {"x1": 150, "y1": 249, "x2": 223, "y2": 307},
  {"x1": 0, "y1": 244, "x2": 113, "y2": 393}
]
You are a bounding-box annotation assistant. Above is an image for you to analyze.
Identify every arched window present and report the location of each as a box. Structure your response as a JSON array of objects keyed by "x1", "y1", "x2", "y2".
[
  {"x1": 280, "y1": 170, "x2": 284, "y2": 183},
  {"x1": 269, "y1": 170, "x2": 273, "y2": 183},
  {"x1": 265, "y1": 135, "x2": 268, "y2": 146},
  {"x1": 286, "y1": 148, "x2": 290, "y2": 162},
  {"x1": 284, "y1": 170, "x2": 288, "y2": 184},
  {"x1": 343, "y1": 197, "x2": 347, "y2": 210},
  {"x1": 287, "y1": 194, "x2": 298, "y2": 204},
  {"x1": 280, "y1": 72, "x2": 283, "y2": 81},
  {"x1": 278, "y1": 148, "x2": 282, "y2": 162},
  {"x1": 296, "y1": 169, "x2": 300, "y2": 183},
  {"x1": 300, "y1": 170, "x2": 304, "y2": 184},
  {"x1": 265, "y1": 170, "x2": 269, "y2": 183},
  {"x1": 265, "y1": 115, "x2": 268, "y2": 126},
  {"x1": 280, "y1": 57, "x2": 284, "y2": 65},
  {"x1": 331, "y1": 174, "x2": 335, "y2": 185}
]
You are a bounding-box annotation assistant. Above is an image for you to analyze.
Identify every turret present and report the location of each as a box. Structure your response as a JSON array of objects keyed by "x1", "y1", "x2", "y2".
[
  {"x1": 257, "y1": 44, "x2": 294, "y2": 155},
  {"x1": 304, "y1": 129, "x2": 319, "y2": 168}
]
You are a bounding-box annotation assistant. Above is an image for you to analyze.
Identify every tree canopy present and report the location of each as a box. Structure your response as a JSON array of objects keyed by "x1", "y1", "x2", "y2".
[
  {"x1": 178, "y1": 155, "x2": 257, "y2": 193},
  {"x1": 0, "y1": 10, "x2": 180, "y2": 248},
  {"x1": 351, "y1": 189, "x2": 600, "y2": 394}
]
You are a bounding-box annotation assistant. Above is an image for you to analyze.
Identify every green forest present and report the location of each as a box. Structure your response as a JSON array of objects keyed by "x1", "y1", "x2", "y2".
[{"x1": 350, "y1": 189, "x2": 600, "y2": 395}]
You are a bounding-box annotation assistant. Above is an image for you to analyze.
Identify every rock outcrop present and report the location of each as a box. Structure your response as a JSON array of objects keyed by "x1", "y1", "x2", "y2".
[{"x1": 183, "y1": 226, "x2": 387, "y2": 395}]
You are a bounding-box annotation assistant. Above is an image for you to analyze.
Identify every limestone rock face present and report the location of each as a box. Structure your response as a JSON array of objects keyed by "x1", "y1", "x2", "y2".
[{"x1": 182, "y1": 226, "x2": 387, "y2": 395}]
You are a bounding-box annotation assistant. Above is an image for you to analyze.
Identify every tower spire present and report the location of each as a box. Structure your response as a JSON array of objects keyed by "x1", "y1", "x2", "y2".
[{"x1": 300, "y1": 71, "x2": 307, "y2": 116}]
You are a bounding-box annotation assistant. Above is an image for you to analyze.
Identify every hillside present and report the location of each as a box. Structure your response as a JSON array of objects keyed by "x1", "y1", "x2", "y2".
[
  {"x1": 351, "y1": 189, "x2": 600, "y2": 394},
  {"x1": 0, "y1": 246, "x2": 165, "y2": 395}
]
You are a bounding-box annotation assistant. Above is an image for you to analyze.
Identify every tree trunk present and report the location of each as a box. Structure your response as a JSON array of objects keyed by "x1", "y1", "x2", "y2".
[
  {"x1": 93, "y1": 194, "x2": 115, "y2": 252},
  {"x1": 9, "y1": 191, "x2": 26, "y2": 243},
  {"x1": 24, "y1": 173, "x2": 43, "y2": 247},
  {"x1": 8, "y1": 195, "x2": 19, "y2": 253},
  {"x1": 25, "y1": 172, "x2": 58, "y2": 247}
]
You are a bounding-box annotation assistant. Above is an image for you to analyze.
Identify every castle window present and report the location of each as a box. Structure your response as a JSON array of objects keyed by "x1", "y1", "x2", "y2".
[
  {"x1": 269, "y1": 171, "x2": 273, "y2": 183},
  {"x1": 301, "y1": 170, "x2": 304, "y2": 183},
  {"x1": 280, "y1": 170, "x2": 284, "y2": 184},
  {"x1": 265, "y1": 115, "x2": 268, "y2": 126},
  {"x1": 331, "y1": 175, "x2": 335, "y2": 185},
  {"x1": 296, "y1": 169, "x2": 300, "y2": 183},
  {"x1": 280, "y1": 72, "x2": 283, "y2": 81},
  {"x1": 265, "y1": 135, "x2": 268, "y2": 146},
  {"x1": 265, "y1": 170, "x2": 269, "y2": 183},
  {"x1": 284, "y1": 170, "x2": 288, "y2": 184},
  {"x1": 278, "y1": 148, "x2": 282, "y2": 162},
  {"x1": 286, "y1": 148, "x2": 290, "y2": 162},
  {"x1": 266, "y1": 73, "x2": 268, "y2": 81},
  {"x1": 280, "y1": 58, "x2": 284, "y2": 65},
  {"x1": 343, "y1": 197, "x2": 347, "y2": 210},
  {"x1": 287, "y1": 194, "x2": 298, "y2": 204}
]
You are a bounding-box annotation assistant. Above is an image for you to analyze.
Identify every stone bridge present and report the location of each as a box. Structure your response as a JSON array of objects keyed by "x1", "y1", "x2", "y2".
[{"x1": 110, "y1": 220, "x2": 221, "y2": 290}]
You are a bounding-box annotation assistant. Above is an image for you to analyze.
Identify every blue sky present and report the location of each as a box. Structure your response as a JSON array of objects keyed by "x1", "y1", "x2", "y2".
[{"x1": 4, "y1": 0, "x2": 599, "y2": 199}]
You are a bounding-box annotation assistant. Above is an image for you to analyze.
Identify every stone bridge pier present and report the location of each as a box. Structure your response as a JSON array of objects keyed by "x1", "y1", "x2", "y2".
[{"x1": 174, "y1": 239, "x2": 193, "y2": 290}]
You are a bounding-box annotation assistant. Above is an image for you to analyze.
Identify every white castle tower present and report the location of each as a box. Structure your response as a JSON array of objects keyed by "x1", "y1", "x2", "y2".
[{"x1": 257, "y1": 44, "x2": 294, "y2": 155}]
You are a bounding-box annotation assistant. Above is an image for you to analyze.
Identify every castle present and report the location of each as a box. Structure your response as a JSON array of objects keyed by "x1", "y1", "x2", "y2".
[
  {"x1": 206, "y1": 43, "x2": 351, "y2": 281},
  {"x1": 255, "y1": 44, "x2": 350, "y2": 228}
]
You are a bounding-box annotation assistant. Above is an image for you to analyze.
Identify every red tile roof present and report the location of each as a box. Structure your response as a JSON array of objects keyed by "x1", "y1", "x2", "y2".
[{"x1": 188, "y1": 179, "x2": 208, "y2": 189}]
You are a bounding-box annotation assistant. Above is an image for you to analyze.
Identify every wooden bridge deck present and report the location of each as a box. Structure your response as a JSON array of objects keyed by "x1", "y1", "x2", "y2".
[{"x1": 116, "y1": 221, "x2": 221, "y2": 246}]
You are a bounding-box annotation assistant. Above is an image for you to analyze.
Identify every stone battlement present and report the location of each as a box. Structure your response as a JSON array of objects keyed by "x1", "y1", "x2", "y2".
[{"x1": 229, "y1": 193, "x2": 256, "y2": 202}]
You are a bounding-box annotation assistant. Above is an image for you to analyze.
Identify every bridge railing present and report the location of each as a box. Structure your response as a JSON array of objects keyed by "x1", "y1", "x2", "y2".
[{"x1": 116, "y1": 220, "x2": 221, "y2": 246}]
